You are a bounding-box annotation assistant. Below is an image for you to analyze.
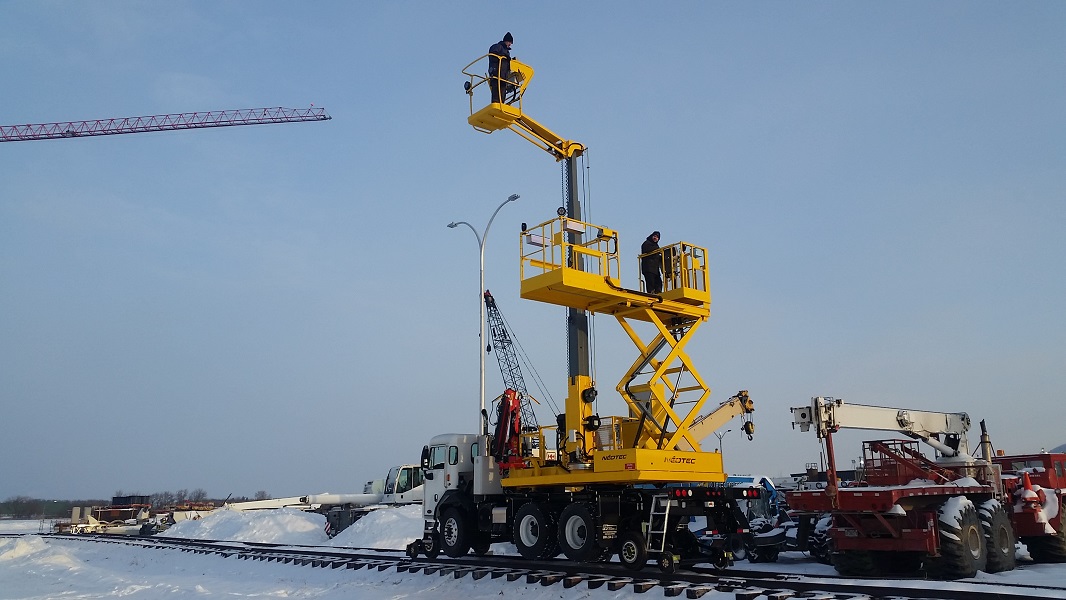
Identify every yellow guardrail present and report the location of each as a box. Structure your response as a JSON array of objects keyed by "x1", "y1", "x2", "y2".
[{"x1": 520, "y1": 216, "x2": 620, "y2": 285}]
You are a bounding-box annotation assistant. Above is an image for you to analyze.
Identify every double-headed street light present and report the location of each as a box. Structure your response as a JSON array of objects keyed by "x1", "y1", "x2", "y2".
[{"x1": 448, "y1": 193, "x2": 520, "y2": 435}]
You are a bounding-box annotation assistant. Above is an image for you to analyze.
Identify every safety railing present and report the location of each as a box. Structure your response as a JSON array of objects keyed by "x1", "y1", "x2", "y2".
[
  {"x1": 520, "y1": 216, "x2": 620, "y2": 285},
  {"x1": 462, "y1": 55, "x2": 534, "y2": 124},
  {"x1": 637, "y1": 242, "x2": 709, "y2": 295}
]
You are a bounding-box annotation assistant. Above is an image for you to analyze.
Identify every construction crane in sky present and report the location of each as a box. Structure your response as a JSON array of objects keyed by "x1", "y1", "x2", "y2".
[{"x1": 0, "y1": 106, "x2": 330, "y2": 143}]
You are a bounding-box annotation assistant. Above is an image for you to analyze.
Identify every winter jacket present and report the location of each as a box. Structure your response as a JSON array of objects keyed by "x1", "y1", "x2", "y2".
[{"x1": 488, "y1": 41, "x2": 511, "y2": 78}]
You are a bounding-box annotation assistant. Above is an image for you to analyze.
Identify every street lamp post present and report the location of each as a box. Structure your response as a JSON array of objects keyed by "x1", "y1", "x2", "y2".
[
  {"x1": 448, "y1": 193, "x2": 520, "y2": 435},
  {"x1": 714, "y1": 429, "x2": 732, "y2": 455}
]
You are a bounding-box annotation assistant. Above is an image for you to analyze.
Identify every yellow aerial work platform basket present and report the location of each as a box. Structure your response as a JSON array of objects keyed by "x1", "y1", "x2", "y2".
[{"x1": 502, "y1": 215, "x2": 729, "y2": 487}]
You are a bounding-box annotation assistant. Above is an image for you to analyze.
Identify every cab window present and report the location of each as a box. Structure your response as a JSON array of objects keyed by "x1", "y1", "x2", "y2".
[
  {"x1": 384, "y1": 466, "x2": 400, "y2": 494},
  {"x1": 448, "y1": 445, "x2": 459, "y2": 466},
  {"x1": 429, "y1": 445, "x2": 447, "y2": 470},
  {"x1": 396, "y1": 468, "x2": 410, "y2": 494},
  {"x1": 471, "y1": 442, "x2": 480, "y2": 459}
]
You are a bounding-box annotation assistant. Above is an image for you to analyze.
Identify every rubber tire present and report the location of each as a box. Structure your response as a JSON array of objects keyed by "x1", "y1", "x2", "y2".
[
  {"x1": 657, "y1": 549, "x2": 679, "y2": 574},
  {"x1": 926, "y1": 499, "x2": 987, "y2": 579},
  {"x1": 807, "y1": 515, "x2": 833, "y2": 565},
  {"x1": 979, "y1": 500, "x2": 1017, "y2": 573},
  {"x1": 1024, "y1": 499, "x2": 1066, "y2": 563},
  {"x1": 831, "y1": 549, "x2": 882, "y2": 577},
  {"x1": 881, "y1": 550, "x2": 923, "y2": 574},
  {"x1": 471, "y1": 536, "x2": 492, "y2": 557},
  {"x1": 440, "y1": 507, "x2": 471, "y2": 558},
  {"x1": 513, "y1": 502, "x2": 559, "y2": 560},
  {"x1": 422, "y1": 531, "x2": 441, "y2": 559},
  {"x1": 749, "y1": 544, "x2": 780, "y2": 563},
  {"x1": 557, "y1": 503, "x2": 601, "y2": 562},
  {"x1": 618, "y1": 530, "x2": 648, "y2": 571}
]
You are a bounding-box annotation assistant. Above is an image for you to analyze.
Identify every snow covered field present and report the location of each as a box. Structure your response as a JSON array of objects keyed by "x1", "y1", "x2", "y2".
[{"x1": 2, "y1": 508, "x2": 1065, "y2": 599}]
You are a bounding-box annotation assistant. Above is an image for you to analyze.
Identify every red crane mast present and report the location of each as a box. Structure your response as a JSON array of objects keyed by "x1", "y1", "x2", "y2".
[{"x1": 0, "y1": 106, "x2": 330, "y2": 143}]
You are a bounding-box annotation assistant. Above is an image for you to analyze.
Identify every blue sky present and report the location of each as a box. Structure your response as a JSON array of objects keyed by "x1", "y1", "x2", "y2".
[{"x1": 2, "y1": 2, "x2": 1064, "y2": 500}]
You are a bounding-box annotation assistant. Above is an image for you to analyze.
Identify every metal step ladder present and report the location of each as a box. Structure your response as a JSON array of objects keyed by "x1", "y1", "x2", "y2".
[{"x1": 647, "y1": 494, "x2": 672, "y2": 552}]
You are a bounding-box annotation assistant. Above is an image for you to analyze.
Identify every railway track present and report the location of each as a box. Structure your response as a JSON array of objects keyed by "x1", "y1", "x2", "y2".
[{"x1": 26, "y1": 533, "x2": 1065, "y2": 600}]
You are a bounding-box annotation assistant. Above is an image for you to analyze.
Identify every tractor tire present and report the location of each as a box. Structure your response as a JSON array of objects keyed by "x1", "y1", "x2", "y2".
[
  {"x1": 979, "y1": 500, "x2": 1017, "y2": 573},
  {"x1": 926, "y1": 498, "x2": 987, "y2": 579},
  {"x1": 881, "y1": 550, "x2": 923, "y2": 574},
  {"x1": 618, "y1": 529, "x2": 649, "y2": 571},
  {"x1": 831, "y1": 550, "x2": 882, "y2": 577},
  {"x1": 1024, "y1": 498, "x2": 1066, "y2": 563},
  {"x1": 440, "y1": 507, "x2": 471, "y2": 558},
  {"x1": 513, "y1": 502, "x2": 559, "y2": 560},
  {"x1": 558, "y1": 502, "x2": 601, "y2": 562},
  {"x1": 807, "y1": 521, "x2": 833, "y2": 565}
]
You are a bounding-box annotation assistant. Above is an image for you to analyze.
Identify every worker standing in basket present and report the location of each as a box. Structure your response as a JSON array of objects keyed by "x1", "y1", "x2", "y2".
[
  {"x1": 488, "y1": 32, "x2": 513, "y2": 103},
  {"x1": 641, "y1": 230, "x2": 663, "y2": 294}
]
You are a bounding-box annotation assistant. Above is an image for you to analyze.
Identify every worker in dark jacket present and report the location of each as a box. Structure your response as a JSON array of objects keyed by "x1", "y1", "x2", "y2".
[
  {"x1": 488, "y1": 32, "x2": 513, "y2": 104},
  {"x1": 641, "y1": 231, "x2": 663, "y2": 294}
]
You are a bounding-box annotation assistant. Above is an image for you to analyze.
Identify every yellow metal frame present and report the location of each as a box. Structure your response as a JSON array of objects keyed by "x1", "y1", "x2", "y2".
[
  {"x1": 461, "y1": 56, "x2": 584, "y2": 161},
  {"x1": 503, "y1": 216, "x2": 732, "y2": 488}
]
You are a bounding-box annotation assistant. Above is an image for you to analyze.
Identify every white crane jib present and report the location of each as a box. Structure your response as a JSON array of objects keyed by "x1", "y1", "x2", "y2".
[{"x1": 791, "y1": 396, "x2": 972, "y2": 459}]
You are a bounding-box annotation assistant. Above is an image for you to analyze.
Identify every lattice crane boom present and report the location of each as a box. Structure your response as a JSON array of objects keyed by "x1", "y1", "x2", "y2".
[{"x1": 0, "y1": 106, "x2": 330, "y2": 143}]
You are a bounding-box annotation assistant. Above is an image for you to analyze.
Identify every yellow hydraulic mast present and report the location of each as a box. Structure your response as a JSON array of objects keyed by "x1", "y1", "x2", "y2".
[{"x1": 463, "y1": 52, "x2": 593, "y2": 467}]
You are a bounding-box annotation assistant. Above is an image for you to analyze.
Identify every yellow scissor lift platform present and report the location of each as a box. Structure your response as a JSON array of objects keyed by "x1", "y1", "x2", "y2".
[{"x1": 502, "y1": 215, "x2": 727, "y2": 488}]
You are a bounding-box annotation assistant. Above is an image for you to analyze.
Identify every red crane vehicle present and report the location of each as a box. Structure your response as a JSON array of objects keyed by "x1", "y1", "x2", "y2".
[{"x1": 785, "y1": 396, "x2": 1066, "y2": 579}]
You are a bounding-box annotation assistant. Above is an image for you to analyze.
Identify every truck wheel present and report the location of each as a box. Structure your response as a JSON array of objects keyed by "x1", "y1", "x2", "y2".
[
  {"x1": 471, "y1": 536, "x2": 492, "y2": 556},
  {"x1": 440, "y1": 507, "x2": 471, "y2": 558},
  {"x1": 657, "y1": 549, "x2": 679, "y2": 574},
  {"x1": 831, "y1": 550, "x2": 881, "y2": 576},
  {"x1": 422, "y1": 532, "x2": 441, "y2": 559},
  {"x1": 513, "y1": 502, "x2": 559, "y2": 560},
  {"x1": 1023, "y1": 498, "x2": 1066, "y2": 563},
  {"x1": 558, "y1": 503, "x2": 601, "y2": 562},
  {"x1": 618, "y1": 530, "x2": 648, "y2": 571},
  {"x1": 728, "y1": 534, "x2": 749, "y2": 562},
  {"x1": 926, "y1": 498, "x2": 987, "y2": 579},
  {"x1": 749, "y1": 544, "x2": 780, "y2": 563},
  {"x1": 979, "y1": 500, "x2": 1017, "y2": 572},
  {"x1": 807, "y1": 515, "x2": 833, "y2": 565}
]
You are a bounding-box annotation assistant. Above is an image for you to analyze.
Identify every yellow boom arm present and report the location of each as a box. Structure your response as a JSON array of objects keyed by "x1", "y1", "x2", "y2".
[{"x1": 462, "y1": 56, "x2": 584, "y2": 161}]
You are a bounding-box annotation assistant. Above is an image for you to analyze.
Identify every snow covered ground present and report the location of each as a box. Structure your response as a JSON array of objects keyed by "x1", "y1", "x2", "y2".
[{"x1": 2, "y1": 509, "x2": 1065, "y2": 599}]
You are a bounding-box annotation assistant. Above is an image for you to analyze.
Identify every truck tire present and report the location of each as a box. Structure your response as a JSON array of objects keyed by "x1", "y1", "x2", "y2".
[
  {"x1": 513, "y1": 502, "x2": 559, "y2": 560},
  {"x1": 558, "y1": 502, "x2": 601, "y2": 562},
  {"x1": 831, "y1": 549, "x2": 881, "y2": 576},
  {"x1": 618, "y1": 530, "x2": 648, "y2": 571},
  {"x1": 728, "y1": 533, "x2": 749, "y2": 562},
  {"x1": 471, "y1": 536, "x2": 492, "y2": 556},
  {"x1": 440, "y1": 507, "x2": 471, "y2": 558},
  {"x1": 1024, "y1": 498, "x2": 1066, "y2": 563},
  {"x1": 807, "y1": 515, "x2": 833, "y2": 565},
  {"x1": 979, "y1": 500, "x2": 1017, "y2": 573},
  {"x1": 422, "y1": 531, "x2": 441, "y2": 558},
  {"x1": 926, "y1": 498, "x2": 987, "y2": 579},
  {"x1": 749, "y1": 544, "x2": 780, "y2": 563}
]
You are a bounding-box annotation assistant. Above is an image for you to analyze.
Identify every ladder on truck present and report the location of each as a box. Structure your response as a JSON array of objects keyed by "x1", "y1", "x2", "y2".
[{"x1": 647, "y1": 494, "x2": 673, "y2": 553}]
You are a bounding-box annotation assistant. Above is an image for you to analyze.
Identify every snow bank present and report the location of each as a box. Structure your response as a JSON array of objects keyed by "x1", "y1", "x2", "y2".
[
  {"x1": 162, "y1": 507, "x2": 329, "y2": 545},
  {"x1": 329, "y1": 504, "x2": 422, "y2": 549}
]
